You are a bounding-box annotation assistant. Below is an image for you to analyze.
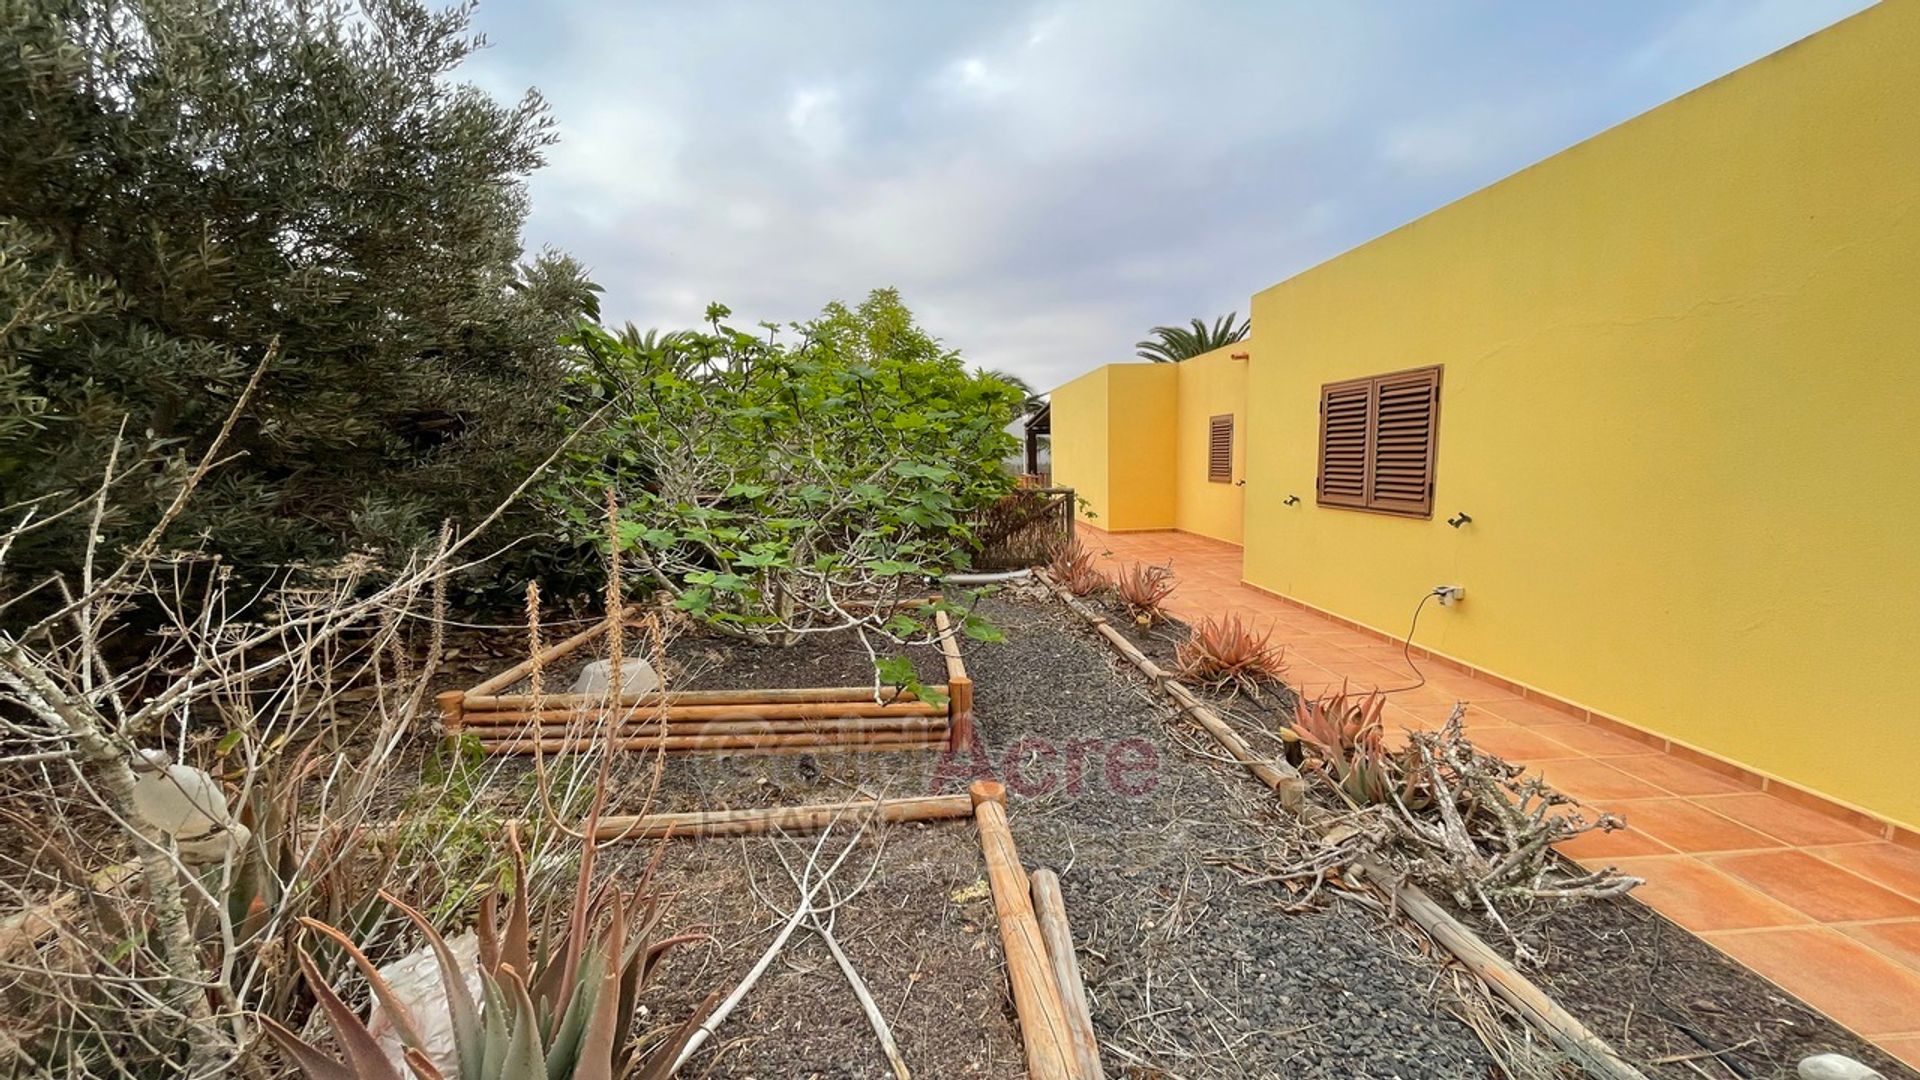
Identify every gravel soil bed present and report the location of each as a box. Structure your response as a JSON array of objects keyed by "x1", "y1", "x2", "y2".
[
  {"x1": 955, "y1": 595, "x2": 1502, "y2": 1078},
  {"x1": 1081, "y1": 595, "x2": 1911, "y2": 1078},
  {"x1": 1449, "y1": 893, "x2": 1914, "y2": 1078},
  {"x1": 438, "y1": 594, "x2": 1510, "y2": 1077}
]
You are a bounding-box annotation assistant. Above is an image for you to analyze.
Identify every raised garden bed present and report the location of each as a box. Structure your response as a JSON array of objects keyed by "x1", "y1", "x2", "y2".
[{"x1": 436, "y1": 605, "x2": 971, "y2": 758}]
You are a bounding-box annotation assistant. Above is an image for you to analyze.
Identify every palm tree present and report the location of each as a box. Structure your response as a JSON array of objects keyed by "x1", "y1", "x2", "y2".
[
  {"x1": 1134, "y1": 312, "x2": 1250, "y2": 363},
  {"x1": 616, "y1": 323, "x2": 693, "y2": 351},
  {"x1": 979, "y1": 368, "x2": 1048, "y2": 416}
]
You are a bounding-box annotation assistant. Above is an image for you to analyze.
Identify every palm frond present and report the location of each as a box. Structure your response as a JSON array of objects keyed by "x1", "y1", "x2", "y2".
[{"x1": 1134, "y1": 312, "x2": 1249, "y2": 362}]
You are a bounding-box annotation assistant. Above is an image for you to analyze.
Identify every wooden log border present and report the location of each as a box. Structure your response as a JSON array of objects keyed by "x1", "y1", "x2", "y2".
[
  {"x1": 1036, "y1": 571, "x2": 1305, "y2": 811},
  {"x1": 971, "y1": 781, "x2": 1079, "y2": 1080},
  {"x1": 588, "y1": 792, "x2": 975, "y2": 841},
  {"x1": 1031, "y1": 868, "x2": 1105, "y2": 1080},
  {"x1": 1034, "y1": 571, "x2": 1648, "y2": 1080},
  {"x1": 438, "y1": 598, "x2": 972, "y2": 758}
]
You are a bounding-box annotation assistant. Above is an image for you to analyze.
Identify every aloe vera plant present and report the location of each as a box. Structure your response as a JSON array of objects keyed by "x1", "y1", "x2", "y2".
[
  {"x1": 1286, "y1": 688, "x2": 1432, "y2": 810},
  {"x1": 263, "y1": 831, "x2": 710, "y2": 1080},
  {"x1": 1174, "y1": 612, "x2": 1286, "y2": 690},
  {"x1": 1048, "y1": 541, "x2": 1107, "y2": 597},
  {"x1": 1113, "y1": 561, "x2": 1177, "y2": 625}
]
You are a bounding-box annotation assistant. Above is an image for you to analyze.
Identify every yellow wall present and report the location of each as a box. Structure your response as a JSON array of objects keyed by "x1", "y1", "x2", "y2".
[
  {"x1": 1173, "y1": 344, "x2": 1250, "y2": 543},
  {"x1": 1049, "y1": 355, "x2": 1249, "y2": 535},
  {"x1": 1048, "y1": 366, "x2": 1111, "y2": 526},
  {"x1": 1048, "y1": 363, "x2": 1179, "y2": 530},
  {"x1": 1102, "y1": 365, "x2": 1178, "y2": 530},
  {"x1": 1243, "y1": 1, "x2": 1920, "y2": 827}
]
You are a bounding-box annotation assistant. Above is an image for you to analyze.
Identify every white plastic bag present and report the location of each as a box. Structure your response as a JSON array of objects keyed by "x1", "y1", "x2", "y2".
[{"x1": 367, "y1": 930, "x2": 484, "y2": 1076}]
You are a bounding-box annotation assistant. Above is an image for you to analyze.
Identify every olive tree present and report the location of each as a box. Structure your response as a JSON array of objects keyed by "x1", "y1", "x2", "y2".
[{"x1": 0, "y1": 0, "x2": 596, "y2": 590}]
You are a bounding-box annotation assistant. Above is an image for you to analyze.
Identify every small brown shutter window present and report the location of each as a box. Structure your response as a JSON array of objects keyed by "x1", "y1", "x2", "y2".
[
  {"x1": 1316, "y1": 365, "x2": 1441, "y2": 518},
  {"x1": 1317, "y1": 382, "x2": 1371, "y2": 508},
  {"x1": 1207, "y1": 415, "x2": 1234, "y2": 484}
]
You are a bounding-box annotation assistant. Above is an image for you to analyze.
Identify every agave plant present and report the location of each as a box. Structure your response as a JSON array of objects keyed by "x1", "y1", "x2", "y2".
[
  {"x1": 1174, "y1": 613, "x2": 1286, "y2": 691},
  {"x1": 1113, "y1": 562, "x2": 1177, "y2": 625},
  {"x1": 263, "y1": 831, "x2": 710, "y2": 1080},
  {"x1": 1286, "y1": 688, "x2": 1431, "y2": 810}
]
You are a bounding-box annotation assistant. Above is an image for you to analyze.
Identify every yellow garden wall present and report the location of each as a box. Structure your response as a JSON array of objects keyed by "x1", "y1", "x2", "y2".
[
  {"x1": 1049, "y1": 364, "x2": 1178, "y2": 530},
  {"x1": 1173, "y1": 345, "x2": 1249, "y2": 544},
  {"x1": 1102, "y1": 365, "x2": 1178, "y2": 530},
  {"x1": 1049, "y1": 355, "x2": 1250, "y2": 536},
  {"x1": 1242, "y1": 1, "x2": 1920, "y2": 828},
  {"x1": 1047, "y1": 366, "x2": 1111, "y2": 527}
]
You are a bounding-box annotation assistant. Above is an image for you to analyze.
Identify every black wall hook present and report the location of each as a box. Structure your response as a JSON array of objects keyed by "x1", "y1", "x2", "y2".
[
  {"x1": 1446, "y1": 511, "x2": 1473, "y2": 528},
  {"x1": 1283, "y1": 495, "x2": 1301, "y2": 506}
]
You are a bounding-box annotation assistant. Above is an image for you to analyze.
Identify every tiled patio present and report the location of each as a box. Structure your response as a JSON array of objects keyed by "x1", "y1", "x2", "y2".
[{"x1": 1078, "y1": 524, "x2": 1920, "y2": 1068}]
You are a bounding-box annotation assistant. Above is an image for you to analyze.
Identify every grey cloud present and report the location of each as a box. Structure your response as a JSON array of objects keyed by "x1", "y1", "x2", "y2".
[{"x1": 466, "y1": 0, "x2": 1872, "y2": 391}]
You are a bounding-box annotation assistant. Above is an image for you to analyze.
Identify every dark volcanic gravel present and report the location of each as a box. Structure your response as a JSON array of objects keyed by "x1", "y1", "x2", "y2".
[
  {"x1": 1082, "y1": 595, "x2": 1911, "y2": 1078},
  {"x1": 956, "y1": 595, "x2": 1500, "y2": 1079},
  {"x1": 435, "y1": 596, "x2": 1502, "y2": 1077},
  {"x1": 1452, "y1": 893, "x2": 1915, "y2": 1079}
]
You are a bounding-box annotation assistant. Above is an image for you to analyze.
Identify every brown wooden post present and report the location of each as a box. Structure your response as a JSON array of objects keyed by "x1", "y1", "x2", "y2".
[
  {"x1": 948, "y1": 674, "x2": 974, "y2": 752},
  {"x1": 970, "y1": 781, "x2": 1077, "y2": 1080},
  {"x1": 435, "y1": 691, "x2": 465, "y2": 742},
  {"x1": 1031, "y1": 869, "x2": 1105, "y2": 1080}
]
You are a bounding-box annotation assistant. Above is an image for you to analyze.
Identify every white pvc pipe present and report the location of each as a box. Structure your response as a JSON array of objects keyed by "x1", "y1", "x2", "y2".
[{"x1": 940, "y1": 569, "x2": 1033, "y2": 586}]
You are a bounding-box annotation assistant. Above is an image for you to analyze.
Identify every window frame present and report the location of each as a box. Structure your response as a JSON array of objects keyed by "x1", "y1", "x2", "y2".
[
  {"x1": 1315, "y1": 364, "x2": 1443, "y2": 519},
  {"x1": 1207, "y1": 413, "x2": 1234, "y2": 484}
]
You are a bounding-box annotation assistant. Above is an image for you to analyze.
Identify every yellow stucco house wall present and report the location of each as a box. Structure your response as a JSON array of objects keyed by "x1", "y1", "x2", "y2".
[
  {"x1": 1050, "y1": 1, "x2": 1920, "y2": 829},
  {"x1": 1050, "y1": 343, "x2": 1247, "y2": 542}
]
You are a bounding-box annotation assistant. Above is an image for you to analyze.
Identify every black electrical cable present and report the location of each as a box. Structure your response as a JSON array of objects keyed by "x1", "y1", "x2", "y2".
[{"x1": 1378, "y1": 588, "x2": 1444, "y2": 696}]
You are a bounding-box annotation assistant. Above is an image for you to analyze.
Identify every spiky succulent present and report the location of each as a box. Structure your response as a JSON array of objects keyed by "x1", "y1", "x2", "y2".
[
  {"x1": 1048, "y1": 541, "x2": 1107, "y2": 597},
  {"x1": 1113, "y1": 561, "x2": 1177, "y2": 625},
  {"x1": 1286, "y1": 688, "x2": 1432, "y2": 810},
  {"x1": 1174, "y1": 613, "x2": 1287, "y2": 690},
  {"x1": 263, "y1": 833, "x2": 711, "y2": 1080}
]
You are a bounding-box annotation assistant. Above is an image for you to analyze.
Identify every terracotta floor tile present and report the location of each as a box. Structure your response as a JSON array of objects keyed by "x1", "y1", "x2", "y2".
[
  {"x1": 1610, "y1": 856, "x2": 1813, "y2": 931},
  {"x1": 1525, "y1": 723, "x2": 1661, "y2": 758},
  {"x1": 1380, "y1": 682, "x2": 1475, "y2": 708},
  {"x1": 1599, "y1": 752, "x2": 1752, "y2": 796},
  {"x1": 1528, "y1": 758, "x2": 1671, "y2": 802},
  {"x1": 1812, "y1": 844, "x2": 1920, "y2": 904},
  {"x1": 1385, "y1": 701, "x2": 1503, "y2": 732},
  {"x1": 1556, "y1": 822, "x2": 1677, "y2": 861},
  {"x1": 1704, "y1": 927, "x2": 1920, "y2": 1036},
  {"x1": 1874, "y1": 1035, "x2": 1920, "y2": 1072},
  {"x1": 1478, "y1": 697, "x2": 1586, "y2": 727},
  {"x1": 1694, "y1": 793, "x2": 1883, "y2": 847},
  {"x1": 1467, "y1": 727, "x2": 1584, "y2": 761},
  {"x1": 1840, "y1": 920, "x2": 1920, "y2": 974},
  {"x1": 1608, "y1": 799, "x2": 1786, "y2": 854},
  {"x1": 1709, "y1": 849, "x2": 1920, "y2": 923}
]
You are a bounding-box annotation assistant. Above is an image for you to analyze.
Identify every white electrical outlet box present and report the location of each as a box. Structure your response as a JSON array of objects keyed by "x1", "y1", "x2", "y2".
[{"x1": 1435, "y1": 585, "x2": 1465, "y2": 607}]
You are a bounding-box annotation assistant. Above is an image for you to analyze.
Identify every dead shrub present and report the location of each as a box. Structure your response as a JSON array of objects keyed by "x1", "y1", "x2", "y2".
[{"x1": 971, "y1": 488, "x2": 1073, "y2": 569}]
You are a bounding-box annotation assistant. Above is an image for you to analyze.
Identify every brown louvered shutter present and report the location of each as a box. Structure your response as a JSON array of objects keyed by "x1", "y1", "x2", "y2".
[
  {"x1": 1317, "y1": 380, "x2": 1371, "y2": 508},
  {"x1": 1208, "y1": 415, "x2": 1234, "y2": 483},
  {"x1": 1317, "y1": 366, "x2": 1441, "y2": 517},
  {"x1": 1366, "y1": 367, "x2": 1440, "y2": 516}
]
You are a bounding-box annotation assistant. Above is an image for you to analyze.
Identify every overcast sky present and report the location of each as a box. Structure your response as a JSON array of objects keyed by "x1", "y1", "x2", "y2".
[{"x1": 463, "y1": 0, "x2": 1872, "y2": 392}]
